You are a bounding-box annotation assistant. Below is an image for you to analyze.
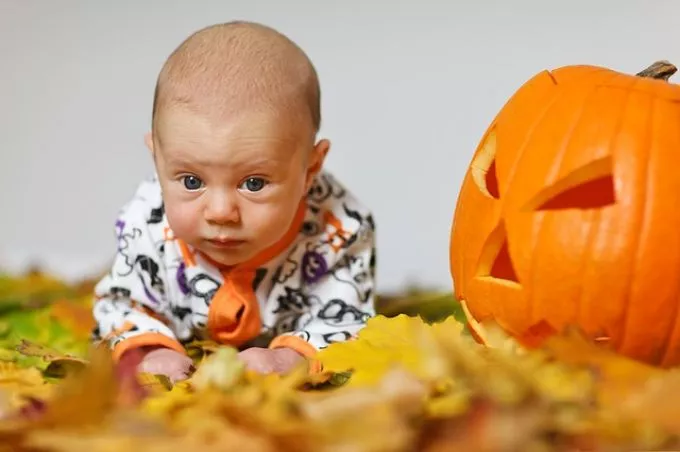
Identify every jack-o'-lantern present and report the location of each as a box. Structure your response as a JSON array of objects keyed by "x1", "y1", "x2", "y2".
[{"x1": 450, "y1": 61, "x2": 680, "y2": 367}]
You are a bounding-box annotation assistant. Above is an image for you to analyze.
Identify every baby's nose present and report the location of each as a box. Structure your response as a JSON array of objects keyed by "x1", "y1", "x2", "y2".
[{"x1": 204, "y1": 191, "x2": 240, "y2": 224}]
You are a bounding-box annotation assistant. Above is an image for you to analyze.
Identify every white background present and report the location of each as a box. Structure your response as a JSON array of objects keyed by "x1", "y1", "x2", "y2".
[{"x1": 1, "y1": 1, "x2": 679, "y2": 293}]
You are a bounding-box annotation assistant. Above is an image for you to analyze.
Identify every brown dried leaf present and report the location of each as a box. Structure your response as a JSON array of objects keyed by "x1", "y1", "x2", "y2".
[
  {"x1": 15, "y1": 339, "x2": 87, "y2": 378},
  {"x1": 32, "y1": 345, "x2": 118, "y2": 429}
]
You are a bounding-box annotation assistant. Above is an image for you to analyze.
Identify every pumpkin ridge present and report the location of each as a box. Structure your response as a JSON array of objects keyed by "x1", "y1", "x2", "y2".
[
  {"x1": 616, "y1": 94, "x2": 656, "y2": 354},
  {"x1": 650, "y1": 100, "x2": 680, "y2": 366},
  {"x1": 537, "y1": 76, "x2": 641, "y2": 332},
  {"x1": 541, "y1": 85, "x2": 603, "y2": 184},
  {"x1": 574, "y1": 205, "x2": 603, "y2": 338},
  {"x1": 527, "y1": 84, "x2": 602, "y2": 324},
  {"x1": 575, "y1": 87, "x2": 634, "y2": 335},
  {"x1": 480, "y1": 87, "x2": 566, "y2": 325},
  {"x1": 523, "y1": 80, "x2": 640, "y2": 213},
  {"x1": 501, "y1": 91, "x2": 566, "y2": 203}
]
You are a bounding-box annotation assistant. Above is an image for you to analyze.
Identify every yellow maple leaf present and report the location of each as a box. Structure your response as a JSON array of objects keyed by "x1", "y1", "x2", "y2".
[
  {"x1": 140, "y1": 380, "x2": 195, "y2": 419},
  {"x1": 537, "y1": 327, "x2": 662, "y2": 407},
  {"x1": 317, "y1": 314, "x2": 465, "y2": 387},
  {"x1": 0, "y1": 361, "x2": 53, "y2": 410},
  {"x1": 187, "y1": 346, "x2": 247, "y2": 395}
]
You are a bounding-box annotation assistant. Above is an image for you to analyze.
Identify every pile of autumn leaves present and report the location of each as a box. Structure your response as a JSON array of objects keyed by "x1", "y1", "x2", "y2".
[{"x1": 1, "y1": 274, "x2": 680, "y2": 451}]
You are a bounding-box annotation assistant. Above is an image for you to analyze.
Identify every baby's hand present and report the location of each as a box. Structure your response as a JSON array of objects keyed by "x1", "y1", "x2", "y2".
[
  {"x1": 237, "y1": 347, "x2": 304, "y2": 375},
  {"x1": 135, "y1": 346, "x2": 195, "y2": 384}
]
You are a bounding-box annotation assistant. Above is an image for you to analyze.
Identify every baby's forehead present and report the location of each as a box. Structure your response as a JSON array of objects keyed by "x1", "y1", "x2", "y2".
[
  {"x1": 160, "y1": 74, "x2": 315, "y2": 126},
  {"x1": 155, "y1": 104, "x2": 315, "y2": 148},
  {"x1": 155, "y1": 112, "x2": 311, "y2": 170}
]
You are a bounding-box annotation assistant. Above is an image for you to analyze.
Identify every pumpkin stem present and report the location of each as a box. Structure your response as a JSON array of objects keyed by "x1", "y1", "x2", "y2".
[{"x1": 635, "y1": 60, "x2": 677, "y2": 81}]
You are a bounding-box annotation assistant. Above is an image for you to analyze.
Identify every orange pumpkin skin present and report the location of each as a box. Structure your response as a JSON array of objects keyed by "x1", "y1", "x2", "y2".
[{"x1": 450, "y1": 62, "x2": 680, "y2": 367}]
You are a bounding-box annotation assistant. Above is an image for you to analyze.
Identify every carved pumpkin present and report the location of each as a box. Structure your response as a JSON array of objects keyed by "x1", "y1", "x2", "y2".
[{"x1": 450, "y1": 61, "x2": 680, "y2": 367}]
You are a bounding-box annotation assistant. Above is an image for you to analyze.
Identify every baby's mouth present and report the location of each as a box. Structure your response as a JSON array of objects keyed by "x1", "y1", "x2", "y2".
[{"x1": 205, "y1": 237, "x2": 246, "y2": 248}]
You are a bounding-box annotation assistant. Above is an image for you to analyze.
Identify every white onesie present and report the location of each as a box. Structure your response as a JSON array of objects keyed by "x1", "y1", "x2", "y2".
[{"x1": 91, "y1": 170, "x2": 376, "y2": 362}]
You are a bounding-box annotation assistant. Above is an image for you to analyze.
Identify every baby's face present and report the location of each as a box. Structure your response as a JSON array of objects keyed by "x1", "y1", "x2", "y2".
[{"x1": 151, "y1": 107, "x2": 321, "y2": 267}]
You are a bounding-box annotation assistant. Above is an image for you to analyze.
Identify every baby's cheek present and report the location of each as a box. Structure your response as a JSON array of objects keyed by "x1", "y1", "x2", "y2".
[
  {"x1": 165, "y1": 200, "x2": 202, "y2": 242},
  {"x1": 249, "y1": 202, "x2": 295, "y2": 244}
]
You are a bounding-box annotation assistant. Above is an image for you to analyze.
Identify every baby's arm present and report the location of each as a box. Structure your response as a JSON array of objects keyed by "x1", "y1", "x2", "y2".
[
  {"x1": 91, "y1": 196, "x2": 186, "y2": 362},
  {"x1": 269, "y1": 215, "x2": 377, "y2": 366}
]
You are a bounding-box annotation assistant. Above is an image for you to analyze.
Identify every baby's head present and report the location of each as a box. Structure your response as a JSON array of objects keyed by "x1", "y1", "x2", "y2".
[{"x1": 146, "y1": 21, "x2": 329, "y2": 267}]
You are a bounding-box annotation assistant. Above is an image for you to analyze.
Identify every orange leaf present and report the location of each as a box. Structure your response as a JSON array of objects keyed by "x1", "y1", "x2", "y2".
[{"x1": 48, "y1": 298, "x2": 96, "y2": 339}]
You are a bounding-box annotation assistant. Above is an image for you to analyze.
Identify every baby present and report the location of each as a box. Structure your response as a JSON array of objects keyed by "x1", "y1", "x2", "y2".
[{"x1": 91, "y1": 21, "x2": 376, "y2": 382}]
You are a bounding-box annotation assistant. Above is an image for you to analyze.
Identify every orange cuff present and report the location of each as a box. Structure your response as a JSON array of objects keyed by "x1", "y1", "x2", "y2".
[
  {"x1": 269, "y1": 334, "x2": 323, "y2": 374},
  {"x1": 111, "y1": 332, "x2": 186, "y2": 362}
]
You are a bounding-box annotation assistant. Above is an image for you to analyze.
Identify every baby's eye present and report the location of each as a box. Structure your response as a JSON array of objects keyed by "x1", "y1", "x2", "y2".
[
  {"x1": 240, "y1": 177, "x2": 268, "y2": 192},
  {"x1": 182, "y1": 175, "x2": 203, "y2": 191}
]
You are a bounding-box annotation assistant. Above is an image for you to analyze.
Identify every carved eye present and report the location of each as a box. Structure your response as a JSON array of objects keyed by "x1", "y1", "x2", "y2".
[
  {"x1": 524, "y1": 156, "x2": 615, "y2": 211},
  {"x1": 471, "y1": 129, "x2": 500, "y2": 199},
  {"x1": 469, "y1": 129, "x2": 520, "y2": 284}
]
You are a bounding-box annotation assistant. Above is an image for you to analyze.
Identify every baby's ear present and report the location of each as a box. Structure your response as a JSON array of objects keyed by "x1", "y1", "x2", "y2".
[
  {"x1": 305, "y1": 139, "x2": 330, "y2": 189},
  {"x1": 144, "y1": 132, "x2": 155, "y2": 154}
]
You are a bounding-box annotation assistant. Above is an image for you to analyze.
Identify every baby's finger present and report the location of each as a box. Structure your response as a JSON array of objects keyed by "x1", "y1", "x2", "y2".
[{"x1": 243, "y1": 358, "x2": 275, "y2": 374}]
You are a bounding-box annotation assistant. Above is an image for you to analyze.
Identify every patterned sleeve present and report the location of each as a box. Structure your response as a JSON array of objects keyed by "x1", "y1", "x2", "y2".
[
  {"x1": 269, "y1": 200, "x2": 377, "y2": 356},
  {"x1": 91, "y1": 190, "x2": 186, "y2": 361}
]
